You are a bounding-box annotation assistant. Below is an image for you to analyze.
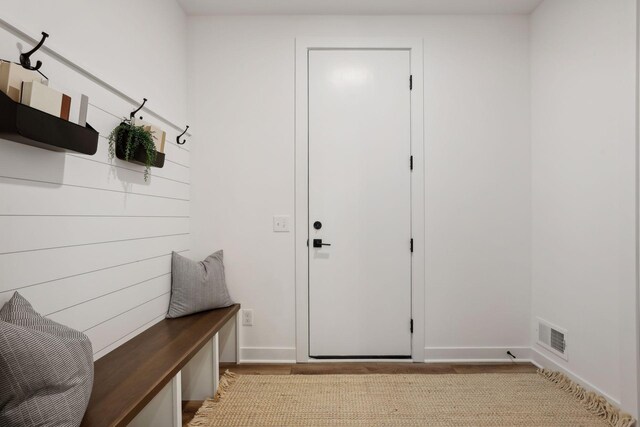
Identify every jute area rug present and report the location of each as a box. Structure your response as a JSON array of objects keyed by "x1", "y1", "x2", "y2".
[{"x1": 188, "y1": 370, "x2": 634, "y2": 427}]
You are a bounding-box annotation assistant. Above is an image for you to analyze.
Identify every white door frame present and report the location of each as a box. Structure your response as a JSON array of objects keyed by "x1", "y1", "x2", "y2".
[{"x1": 294, "y1": 37, "x2": 425, "y2": 362}]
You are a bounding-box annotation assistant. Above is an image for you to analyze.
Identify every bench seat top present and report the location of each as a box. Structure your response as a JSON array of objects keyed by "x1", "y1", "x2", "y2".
[{"x1": 80, "y1": 304, "x2": 240, "y2": 427}]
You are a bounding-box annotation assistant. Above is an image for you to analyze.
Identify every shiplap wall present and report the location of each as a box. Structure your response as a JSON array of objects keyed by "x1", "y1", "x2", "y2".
[{"x1": 0, "y1": 16, "x2": 190, "y2": 360}]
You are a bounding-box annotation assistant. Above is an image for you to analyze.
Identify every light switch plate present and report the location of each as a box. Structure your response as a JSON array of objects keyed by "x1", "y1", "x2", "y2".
[{"x1": 273, "y1": 215, "x2": 291, "y2": 232}]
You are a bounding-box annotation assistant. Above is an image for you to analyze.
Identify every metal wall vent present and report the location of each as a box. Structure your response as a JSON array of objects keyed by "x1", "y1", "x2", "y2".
[{"x1": 537, "y1": 318, "x2": 568, "y2": 361}]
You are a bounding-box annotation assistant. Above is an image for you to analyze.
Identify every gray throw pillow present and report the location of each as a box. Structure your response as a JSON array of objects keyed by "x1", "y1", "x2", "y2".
[
  {"x1": 0, "y1": 292, "x2": 94, "y2": 427},
  {"x1": 167, "y1": 250, "x2": 234, "y2": 318}
]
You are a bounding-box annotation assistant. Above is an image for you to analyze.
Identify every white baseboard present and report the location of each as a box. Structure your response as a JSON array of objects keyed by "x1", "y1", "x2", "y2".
[
  {"x1": 531, "y1": 347, "x2": 621, "y2": 406},
  {"x1": 424, "y1": 346, "x2": 532, "y2": 363},
  {"x1": 239, "y1": 347, "x2": 297, "y2": 363},
  {"x1": 239, "y1": 346, "x2": 534, "y2": 364}
]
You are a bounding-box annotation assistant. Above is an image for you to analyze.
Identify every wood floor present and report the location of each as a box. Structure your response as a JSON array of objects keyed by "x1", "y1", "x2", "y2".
[{"x1": 182, "y1": 362, "x2": 537, "y2": 426}]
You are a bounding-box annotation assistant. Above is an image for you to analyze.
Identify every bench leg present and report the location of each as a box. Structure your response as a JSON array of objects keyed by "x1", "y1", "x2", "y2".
[
  {"x1": 236, "y1": 311, "x2": 241, "y2": 363},
  {"x1": 212, "y1": 333, "x2": 219, "y2": 394},
  {"x1": 172, "y1": 371, "x2": 182, "y2": 427}
]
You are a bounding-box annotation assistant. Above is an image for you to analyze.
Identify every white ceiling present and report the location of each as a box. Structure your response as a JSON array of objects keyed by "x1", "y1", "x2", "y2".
[{"x1": 178, "y1": 0, "x2": 545, "y2": 16}]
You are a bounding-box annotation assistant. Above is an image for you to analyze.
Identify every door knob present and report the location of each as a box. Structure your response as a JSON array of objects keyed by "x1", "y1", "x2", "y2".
[{"x1": 313, "y1": 239, "x2": 331, "y2": 248}]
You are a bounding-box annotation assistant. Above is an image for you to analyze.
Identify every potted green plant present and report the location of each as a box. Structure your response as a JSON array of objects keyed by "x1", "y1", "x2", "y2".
[{"x1": 108, "y1": 119, "x2": 157, "y2": 181}]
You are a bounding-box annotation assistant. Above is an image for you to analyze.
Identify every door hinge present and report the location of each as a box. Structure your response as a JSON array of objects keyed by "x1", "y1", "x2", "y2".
[
  {"x1": 410, "y1": 319, "x2": 414, "y2": 333},
  {"x1": 410, "y1": 155, "x2": 413, "y2": 170},
  {"x1": 409, "y1": 75, "x2": 413, "y2": 90},
  {"x1": 410, "y1": 238, "x2": 414, "y2": 253}
]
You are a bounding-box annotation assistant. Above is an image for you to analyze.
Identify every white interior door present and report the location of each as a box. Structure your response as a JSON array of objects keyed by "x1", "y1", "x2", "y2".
[{"x1": 308, "y1": 49, "x2": 412, "y2": 358}]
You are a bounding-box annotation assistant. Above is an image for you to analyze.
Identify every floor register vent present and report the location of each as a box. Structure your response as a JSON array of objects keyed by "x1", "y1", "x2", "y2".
[{"x1": 537, "y1": 318, "x2": 568, "y2": 361}]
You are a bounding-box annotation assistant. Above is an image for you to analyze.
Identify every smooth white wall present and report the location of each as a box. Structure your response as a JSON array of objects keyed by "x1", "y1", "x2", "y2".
[
  {"x1": 0, "y1": 0, "x2": 190, "y2": 359},
  {"x1": 188, "y1": 15, "x2": 532, "y2": 362},
  {"x1": 530, "y1": 0, "x2": 638, "y2": 415}
]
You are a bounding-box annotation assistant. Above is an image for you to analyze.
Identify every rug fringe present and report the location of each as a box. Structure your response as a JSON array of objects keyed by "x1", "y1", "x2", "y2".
[
  {"x1": 214, "y1": 370, "x2": 238, "y2": 402},
  {"x1": 187, "y1": 370, "x2": 238, "y2": 426},
  {"x1": 538, "y1": 369, "x2": 635, "y2": 427}
]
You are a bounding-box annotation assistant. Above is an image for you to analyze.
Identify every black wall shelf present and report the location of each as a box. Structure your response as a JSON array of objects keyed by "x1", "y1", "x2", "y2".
[
  {"x1": 0, "y1": 90, "x2": 99, "y2": 155},
  {"x1": 115, "y1": 145, "x2": 165, "y2": 169}
]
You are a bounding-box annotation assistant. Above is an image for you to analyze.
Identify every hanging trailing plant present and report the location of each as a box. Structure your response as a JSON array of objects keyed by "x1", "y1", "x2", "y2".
[{"x1": 108, "y1": 118, "x2": 157, "y2": 181}]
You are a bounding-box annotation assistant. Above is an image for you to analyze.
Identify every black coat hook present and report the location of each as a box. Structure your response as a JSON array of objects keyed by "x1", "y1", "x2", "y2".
[
  {"x1": 20, "y1": 32, "x2": 49, "y2": 71},
  {"x1": 177, "y1": 125, "x2": 189, "y2": 145},
  {"x1": 130, "y1": 98, "x2": 147, "y2": 120}
]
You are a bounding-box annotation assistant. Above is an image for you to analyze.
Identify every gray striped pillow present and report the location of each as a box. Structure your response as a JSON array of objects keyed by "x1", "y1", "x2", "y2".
[
  {"x1": 0, "y1": 292, "x2": 94, "y2": 427},
  {"x1": 167, "y1": 250, "x2": 234, "y2": 318}
]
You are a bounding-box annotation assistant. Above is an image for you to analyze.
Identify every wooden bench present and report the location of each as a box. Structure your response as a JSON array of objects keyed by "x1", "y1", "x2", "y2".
[{"x1": 81, "y1": 304, "x2": 240, "y2": 427}]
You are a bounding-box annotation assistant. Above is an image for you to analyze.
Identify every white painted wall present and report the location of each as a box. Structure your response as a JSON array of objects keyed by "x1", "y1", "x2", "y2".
[
  {"x1": 0, "y1": 0, "x2": 190, "y2": 360},
  {"x1": 530, "y1": 0, "x2": 638, "y2": 416},
  {"x1": 188, "y1": 15, "x2": 532, "y2": 363}
]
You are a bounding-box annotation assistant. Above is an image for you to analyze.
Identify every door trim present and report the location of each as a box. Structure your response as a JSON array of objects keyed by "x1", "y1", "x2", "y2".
[{"x1": 294, "y1": 38, "x2": 425, "y2": 362}]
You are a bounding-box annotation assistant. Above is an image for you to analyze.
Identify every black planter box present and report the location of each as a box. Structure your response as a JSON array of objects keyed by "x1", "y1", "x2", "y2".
[
  {"x1": 0, "y1": 90, "x2": 99, "y2": 155},
  {"x1": 115, "y1": 144, "x2": 165, "y2": 168}
]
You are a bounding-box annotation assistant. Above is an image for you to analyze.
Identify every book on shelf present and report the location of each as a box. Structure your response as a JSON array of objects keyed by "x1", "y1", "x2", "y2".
[
  {"x1": 60, "y1": 94, "x2": 71, "y2": 120},
  {"x1": 20, "y1": 80, "x2": 64, "y2": 117},
  {"x1": 0, "y1": 60, "x2": 45, "y2": 102},
  {"x1": 45, "y1": 81, "x2": 89, "y2": 126}
]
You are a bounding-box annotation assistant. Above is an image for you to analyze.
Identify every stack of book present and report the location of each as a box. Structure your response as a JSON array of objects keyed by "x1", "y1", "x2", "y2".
[{"x1": 0, "y1": 60, "x2": 88, "y2": 126}]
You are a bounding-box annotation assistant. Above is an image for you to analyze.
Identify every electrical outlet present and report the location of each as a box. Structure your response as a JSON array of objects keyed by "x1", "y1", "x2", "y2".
[
  {"x1": 273, "y1": 215, "x2": 291, "y2": 232},
  {"x1": 242, "y1": 309, "x2": 254, "y2": 326}
]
